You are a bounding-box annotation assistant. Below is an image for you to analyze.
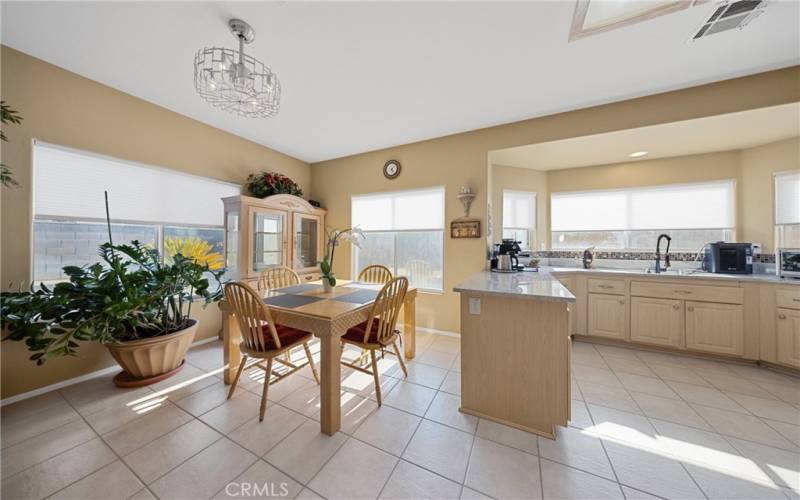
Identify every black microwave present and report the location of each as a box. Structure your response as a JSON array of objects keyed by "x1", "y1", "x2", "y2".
[{"x1": 703, "y1": 242, "x2": 753, "y2": 274}]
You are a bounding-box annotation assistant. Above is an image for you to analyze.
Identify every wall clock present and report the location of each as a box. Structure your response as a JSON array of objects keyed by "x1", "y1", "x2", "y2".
[{"x1": 383, "y1": 160, "x2": 401, "y2": 179}]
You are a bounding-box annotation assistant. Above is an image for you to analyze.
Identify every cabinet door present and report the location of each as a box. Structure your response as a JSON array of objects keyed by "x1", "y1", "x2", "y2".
[
  {"x1": 248, "y1": 207, "x2": 288, "y2": 276},
  {"x1": 559, "y1": 277, "x2": 577, "y2": 335},
  {"x1": 630, "y1": 297, "x2": 682, "y2": 348},
  {"x1": 293, "y1": 213, "x2": 322, "y2": 273},
  {"x1": 588, "y1": 293, "x2": 626, "y2": 340},
  {"x1": 777, "y1": 308, "x2": 800, "y2": 368},
  {"x1": 685, "y1": 301, "x2": 744, "y2": 356}
]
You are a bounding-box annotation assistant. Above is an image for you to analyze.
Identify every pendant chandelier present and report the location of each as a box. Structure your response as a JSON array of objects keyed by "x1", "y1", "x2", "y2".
[{"x1": 194, "y1": 19, "x2": 281, "y2": 118}]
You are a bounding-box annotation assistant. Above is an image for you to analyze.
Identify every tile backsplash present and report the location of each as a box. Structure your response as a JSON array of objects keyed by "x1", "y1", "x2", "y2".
[{"x1": 529, "y1": 250, "x2": 775, "y2": 264}]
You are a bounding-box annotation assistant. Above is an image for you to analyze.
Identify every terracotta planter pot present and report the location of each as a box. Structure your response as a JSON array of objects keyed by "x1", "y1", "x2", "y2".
[{"x1": 106, "y1": 319, "x2": 198, "y2": 385}]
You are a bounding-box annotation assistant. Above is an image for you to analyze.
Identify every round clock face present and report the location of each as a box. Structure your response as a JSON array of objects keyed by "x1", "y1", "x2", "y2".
[{"x1": 383, "y1": 160, "x2": 401, "y2": 179}]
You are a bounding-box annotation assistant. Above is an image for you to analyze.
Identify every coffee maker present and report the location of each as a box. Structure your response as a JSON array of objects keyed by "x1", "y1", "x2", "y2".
[{"x1": 492, "y1": 239, "x2": 522, "y2": 271}]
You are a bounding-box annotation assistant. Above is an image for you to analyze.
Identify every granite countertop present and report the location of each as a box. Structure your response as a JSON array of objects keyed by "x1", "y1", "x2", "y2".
[
  {"x1": 546, "y1": 266, "x2": 800, "y2": 285},
  {"x1": 453, "y1": 269, "x2": 576, "y2": 302}
]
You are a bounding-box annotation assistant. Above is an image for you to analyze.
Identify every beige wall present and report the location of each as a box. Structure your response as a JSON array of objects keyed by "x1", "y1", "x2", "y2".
[
  {"x1": 310, "y1": 66, "x2": 800, "y2": 334},
  {"x1": 1, "y1": 47, "x2": 310, "y2": 398},
  {"x1": 490, "y1": 164, "x2": 549, "y2": 250}
]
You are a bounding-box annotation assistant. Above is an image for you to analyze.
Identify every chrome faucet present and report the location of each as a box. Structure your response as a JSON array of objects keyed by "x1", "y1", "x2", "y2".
[{"x1": 655, "y1": 234, "x2": 672, "y2": 274}]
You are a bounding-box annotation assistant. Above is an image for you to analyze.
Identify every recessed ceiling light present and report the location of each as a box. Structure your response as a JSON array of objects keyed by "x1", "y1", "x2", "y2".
[{"x1": 629, "y1": 151, "x2": 648, "y2": 158}]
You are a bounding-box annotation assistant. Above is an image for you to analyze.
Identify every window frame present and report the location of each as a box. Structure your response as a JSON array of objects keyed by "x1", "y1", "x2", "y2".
[
  {"x1": 774, "y1": 170, "x2": 800, "y2": 249},
  {"x1": 351, "y1": 186, "x2": 445, "y2": 293},
  {"x1": 501, "y1": 190, "x2": 537, "y2": 250}
]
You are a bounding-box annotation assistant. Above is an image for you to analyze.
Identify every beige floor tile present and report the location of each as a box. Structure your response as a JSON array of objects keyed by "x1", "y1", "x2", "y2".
[
  {"x1": 341, "y1": 369, "x2": 400, "y2": 402},
  {"x1": 701, "y1": 371, "x2": 779, "y2": 399},
  {"x1": 402, "y1": 420, "x2": 473, "y2": 483},
  {"x1": 604, "y1": 356, "x2": 657, "y2": 378},
  {"x1": 127, "y1": 488, "x2": 157, "y2": 500},
  {"x1": 569, "y1": 399, "x2": 594, "y2": 429},
  {"x1": 476, "y1": 418, "x2": 539, "y2": 455},
  {"x1": 647, "y1": 362, "x2": 711, "y2": 386},
  {"x1": 265, "y1": 373, "x2": 316, "y2": 403},
  {"x1": 103, "y1": 401, "x2": 193, "y2": 455},
  {"x1": 540, "y1": 458, "x2": 624, "y2": 499},
  {"x1": 678, "y1": 357, "x2": 738, "y2": 376},
  {"x1": 633, "y1": 349, "x2": 683, "y2": 365},
  {"x1": 264, "y1": 419, "x2": 348, "y2": 483},
  {"x1": 619, "y1": 485, "x2": 662, "y2": 499},
  {"x1": 418, "y1": 348, "x2": 458, "y2": 370},
  {"x1": 440, "y1": 370, "x2": 461, "y2": 395},
  {"x1": 578, "y1": 380, "x2": 641, "y2": 414},
  {"x1": 383, "y1": 381, "x2": 437, "y2": 416},
  {"x1": 586, "y1": 405, "x2": 658, "y2": 448},
  {"x1": 603, "y1": 440, "x2": 705, "y2": 500},
  {"x1": 1, "y1": 438, "x2": 117, "y2": 500},
  {"x1": 49, "y1": 460, "x2": 143, "y2": 500},
  {"x1": 648, "y1": 418, "x2": 748, "y2": 471},
  {"x1": 693, "y1": 404, "x2": 797, "y2": 450},
  {"x1": 173, "y1": 380, "x2": 232, "y2": 417},
  {"x1": 684, "y1": 463, "x2": 788, "y2": 499},
  {"x1": 229, "y1": 405, "x2": 308, "y2": 456},
  {"x1": 59, "y1": 377, "x2": 152, "y2": 417},
  {"x1": 150, "y1": 438, "x2": 257, "y2": 500},
  {"x1": 123, "y1": 419, "x2": 222, "y2": 484},
  {"x1": 185, "y1": 342, "x2": 225, "y2": 372},
  {"x1": 725, "y1": 392, "x2": 800, "y2": 425},
  {"x1": 428, "y1": 336, "x2": 461, "y2": 354},
  {"x1": 666, "y1": 381, "x2": 749, "y2": 413},
  {"x1": 309, "y1": 438, "x2": 397, "y2": 500},
  {"x1": 313, "y1": 393, "x2": 378, "y2": 435},
  {"x1": 148, "y1": 363, "x2": 219, "y2": 402},
  {"x1": 2, "y1": 419, "x2": 95, "y2": 477},
  {"x1": 572, "y1": 365, "x2": 623, "y2": 388},
  {"x1": 460, "y1": 487, "x2": 492, "y2": 499},
  {"x1": 571, "y1": 345, "x2": 610, "y2": 369},
  {"x1": 404, "y1": 363, "x2": 448, "y2": 389},
  {"x1": 630, "y1": 391, "x2": 712, "y2": 431},
  {"x1": 727, "y1": 437, "x2": 800, "y2": 492},
  {"x1": 280, "y1": 381, "x2": 324, "y2": 417},
  {"x1": 83, "y1": 389, "x2": 169, "y2": 436},
  {"x1": 595, "y1": 345, "x2": 642, "y2": 361},
  {"x1": 1, "y1": 401, "x2": 81, "y2": 449},
  {"x1": 211, "y1": 459, "x2": 303, "y2": 499},
  {"x1": 379, "y1": 459, "x2": 462, "y2": 499},
  {"x1": 539, "y1": 425, "x2": 615, "y2": 480},
  {"x1": 619, "y1": 373, "x2": 679, "y2": 399},
  {"x1": 761, "y1": 381, "x2": 800, "y2": 406},
  {"x1": 450, "y1": 354, "x2": 462, "y2": 372},
  {"x1": 465, "y1": 437, "x2": 541, "y2": 499},
  {"x1": 200, "y1": 389, "x2": 263, "y2": 434},
  {"x1": 765, "y1": 419, "x2": 800, "y2": 448},
  {"x1": 1, "y1": 391, "x2": 69, "y2": 422},
  {"x1": 354, "y1": 405, "x2": 421, "y2": 456},
  {"x1": 571, "y1": 378, "x2": 583, "y2": 401},
  {"x1": 425, "y1": 391, "x2": 478, "y2": 434}
]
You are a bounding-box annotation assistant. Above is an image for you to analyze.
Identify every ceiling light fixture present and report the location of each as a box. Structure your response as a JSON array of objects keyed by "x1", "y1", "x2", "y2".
[
  {"x1": 629, "y1": 151, "x2": 649, "y2": 158},
  {"x1": 194, "y1": 19, "x2": 281, "y2": 118}
]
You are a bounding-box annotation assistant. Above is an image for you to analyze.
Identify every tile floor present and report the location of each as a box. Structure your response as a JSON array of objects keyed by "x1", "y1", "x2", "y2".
[{"x1": 2, "y1": 333, "x2": 799, "y2": 500}]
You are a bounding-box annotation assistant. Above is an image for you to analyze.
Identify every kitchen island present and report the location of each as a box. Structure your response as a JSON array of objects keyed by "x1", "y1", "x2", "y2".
[{"x1": 454, "y1": 270, "x2": 575, "y2": 439}]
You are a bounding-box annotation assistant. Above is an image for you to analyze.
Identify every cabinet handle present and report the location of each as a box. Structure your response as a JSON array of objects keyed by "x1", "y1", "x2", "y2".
[
  {"x1": 673, "y1": 304, "x2": 680, "y2": 310},
  {"x1": 793, "y1": 298, "x2": 800, "y2": 302},
  {"x1": 598, "y1": 285, "x2": 613, "y2": 289},
  {"x1": 687, "y1": 306, "x2": 695, "y2": 312},
  {"x1": 619, "y1": 300, "x2": 625, "y2": 305},
  {"x1": 778, "y1": 313, "x2": 787, "y2": 320},
  {"x1": 676, "y1": 290, "x2": 693, "y2": 295}
]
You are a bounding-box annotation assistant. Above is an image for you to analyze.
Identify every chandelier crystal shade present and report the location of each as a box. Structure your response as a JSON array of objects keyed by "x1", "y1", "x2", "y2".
[{"x1": 194, "y1": 19, "x2": 281, "y2": 118}]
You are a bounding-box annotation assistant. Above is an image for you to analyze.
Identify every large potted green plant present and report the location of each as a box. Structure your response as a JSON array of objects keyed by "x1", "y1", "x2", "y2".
[{"x1": 1, "y1": 241, "x2": 224, "y2": 386}]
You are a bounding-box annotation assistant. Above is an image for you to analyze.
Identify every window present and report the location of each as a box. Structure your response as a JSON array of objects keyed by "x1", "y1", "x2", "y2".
[
  {"x1": 32, "y1": 142, "x2": 238, "y2": 283},
  {"x1": 352, "y1": 187, "x2": 444, "y2": 291},
  {"x1": 775, "y1": 171, "x2": 800, "y2": 248},
  {"x1": 551, "y1": 180, "x2": 736, "y2": 251},
  {"x1": 502, "y1": 190, "x2": 536, "y2": 250}
]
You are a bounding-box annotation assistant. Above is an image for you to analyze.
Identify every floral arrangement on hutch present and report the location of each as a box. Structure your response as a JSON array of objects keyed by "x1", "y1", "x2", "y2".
[
  {"x1": 245, "y1": 171, "x2": 303, "y2": 198},
  {"x1": 320, "y1": 227, "x2": 364, "y2": 292}
]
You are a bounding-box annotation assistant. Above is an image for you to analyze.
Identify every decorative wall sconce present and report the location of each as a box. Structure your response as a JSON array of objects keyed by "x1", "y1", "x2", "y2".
[{"x1": 451, "y1": 185, "x2": 481, "y2": 239}]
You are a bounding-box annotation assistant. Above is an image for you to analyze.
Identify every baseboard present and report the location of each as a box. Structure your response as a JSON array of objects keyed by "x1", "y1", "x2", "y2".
[{"x1": 1, "y1": 336, "x2": 221, "y2": 407}]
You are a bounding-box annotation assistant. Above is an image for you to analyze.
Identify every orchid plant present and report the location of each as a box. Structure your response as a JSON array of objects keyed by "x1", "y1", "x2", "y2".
[{"x1": 319, "y1": 226, "x2": 364, "y2": 287}]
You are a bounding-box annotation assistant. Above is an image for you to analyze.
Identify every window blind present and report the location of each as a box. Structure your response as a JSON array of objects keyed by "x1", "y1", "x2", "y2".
[
  {"x1": 352, "y1": 187, "x2": 444, "y2": 231},
  {"x1": 502, "y1": 190, "x2": 536, "y2": 229},
  {"x1": 775, "y1": 171, "x2": 800, "y2": 225},
  {"x1": 551, "y1": 180, "x2": 735, "y2": 232},
  {"x1": 33, "y1": 142, "x2": 240, "y2": 226}
]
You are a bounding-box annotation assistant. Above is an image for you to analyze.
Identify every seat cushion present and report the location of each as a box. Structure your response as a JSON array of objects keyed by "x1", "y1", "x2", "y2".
[
  {"x1": 261, "y1": 324, "x2": 312, "y2": 351},
  {"x1": 342, "y1": 320, "x2": 393, "y2": 345}
]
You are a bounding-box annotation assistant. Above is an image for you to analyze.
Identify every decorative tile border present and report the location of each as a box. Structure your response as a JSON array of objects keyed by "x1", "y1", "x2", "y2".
[{"x1": 532, "y1": 250, "x2": 775, "y2": 263}]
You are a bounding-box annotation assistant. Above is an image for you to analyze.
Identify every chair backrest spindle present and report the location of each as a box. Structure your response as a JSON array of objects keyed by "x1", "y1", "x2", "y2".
[
  {"x1": 258, "y1": 266, "x2": 301, "y2": 291},
  {"x1": 224, "y1": 281, "x2": 283, "y2": 352},
  {"x1": 358, "y1": 265, "x2": 393, "y2": 285},
  {"x1": 363, "y1": 277, "x2": 408, "y2": 344}
]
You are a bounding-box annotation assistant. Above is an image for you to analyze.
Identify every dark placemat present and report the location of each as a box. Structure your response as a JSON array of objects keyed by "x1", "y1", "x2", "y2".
[
  {"x1": 332, "y1": 289, "x2": 380, "y2": 304},
  {"x1": 264, "y1": 294, "x2": 324, "y2": 309},
  {"x1": 273, "y1": 283, "x2": 322, "y2": 294}
]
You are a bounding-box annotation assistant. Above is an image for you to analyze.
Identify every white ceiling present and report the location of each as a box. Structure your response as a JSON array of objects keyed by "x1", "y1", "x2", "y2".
[
  {"x1": 2, "y1": 1, "x2": 798, "y2": 163},
  {"x1": 490, "y1": 103, "x2": 800, "y2": 170}
]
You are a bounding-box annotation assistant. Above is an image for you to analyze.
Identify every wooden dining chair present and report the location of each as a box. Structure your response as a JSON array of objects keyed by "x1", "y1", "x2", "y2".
[
  {"x1": 224, "y1": 281, "x2": 319, "y2": 421},
  {"x1": 339, "y1": 277, "x2": 409, "y2": 405},
  {"x1": 358, "y1": 264, "x2": 393, "y2": 284},
  {"x1": 257, "y1": 266, "x2": 301, "y2": 291}
]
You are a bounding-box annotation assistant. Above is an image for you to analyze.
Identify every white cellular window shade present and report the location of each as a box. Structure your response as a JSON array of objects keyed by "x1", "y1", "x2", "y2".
[
  {"x1": 502, "y1": 190, "x2": 536, "y2": 229},
  {"x1": 34, "y1": 142, "x2": 239, "y2": 226},
  {"x1": 551, "y1": 180, "x2": 735, "y2": 232},
  {"x1": 775, "y1": 171, "x2": 800, "y2": 225},
  {"x1": 352, "y1": 187, "x2": 444, "y2": 231}
]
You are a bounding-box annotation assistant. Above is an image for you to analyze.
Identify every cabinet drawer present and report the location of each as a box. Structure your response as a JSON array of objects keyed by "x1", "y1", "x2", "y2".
[
  {"x1": 776, "y1": 289, "x2": 800, "y2": 310},
  {"x1": 631, "y1": 281, "x2": 743, "y2": 304},
  {"x1": 588, "y1": 278, "x2": 626, "y2": 295}
]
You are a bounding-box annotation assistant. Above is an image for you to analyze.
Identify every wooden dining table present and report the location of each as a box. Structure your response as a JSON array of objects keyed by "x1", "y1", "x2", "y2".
[{"x1": 219, "y1": 280, "x2": 418, "y2": 435}]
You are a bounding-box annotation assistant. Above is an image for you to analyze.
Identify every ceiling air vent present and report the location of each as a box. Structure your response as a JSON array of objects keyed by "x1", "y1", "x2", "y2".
[{"x1": 691, "y1": 0, "x2": 768, "y2": 40}]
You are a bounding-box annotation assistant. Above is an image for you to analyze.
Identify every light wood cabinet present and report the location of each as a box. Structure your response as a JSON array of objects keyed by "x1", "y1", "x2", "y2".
[
  {"x1": 559, "y1": 276, "x2": 577, "y2": 335},
  {"x1": 685, "y1": 301, "x2": 744, "y2": 356},
  {"x1": 630, "y1": 296, "x2": 683, "y2": 348},
  {"x1": 222, "y1": 194, "x2": 326, "y2": 284},
  {"x1": 588, "y1": 293, "x2": 627, "y2": 340},
  {"x1": 776, "y1": 308, "x2": 800, "y2": 368}
]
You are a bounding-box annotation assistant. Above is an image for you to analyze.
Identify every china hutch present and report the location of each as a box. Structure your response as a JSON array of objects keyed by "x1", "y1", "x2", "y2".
[{"x1": 222, "y1": 194, "x2": 327, "y2": 285}]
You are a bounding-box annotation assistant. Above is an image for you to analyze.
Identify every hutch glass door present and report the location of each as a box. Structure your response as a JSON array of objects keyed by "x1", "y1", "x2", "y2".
[
  {"x1": 251, "y1": 209, "x2": 286, "y2": 274},
  {"x1": 294, "y1": 214, "x2": 320, "y2": 271}
]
